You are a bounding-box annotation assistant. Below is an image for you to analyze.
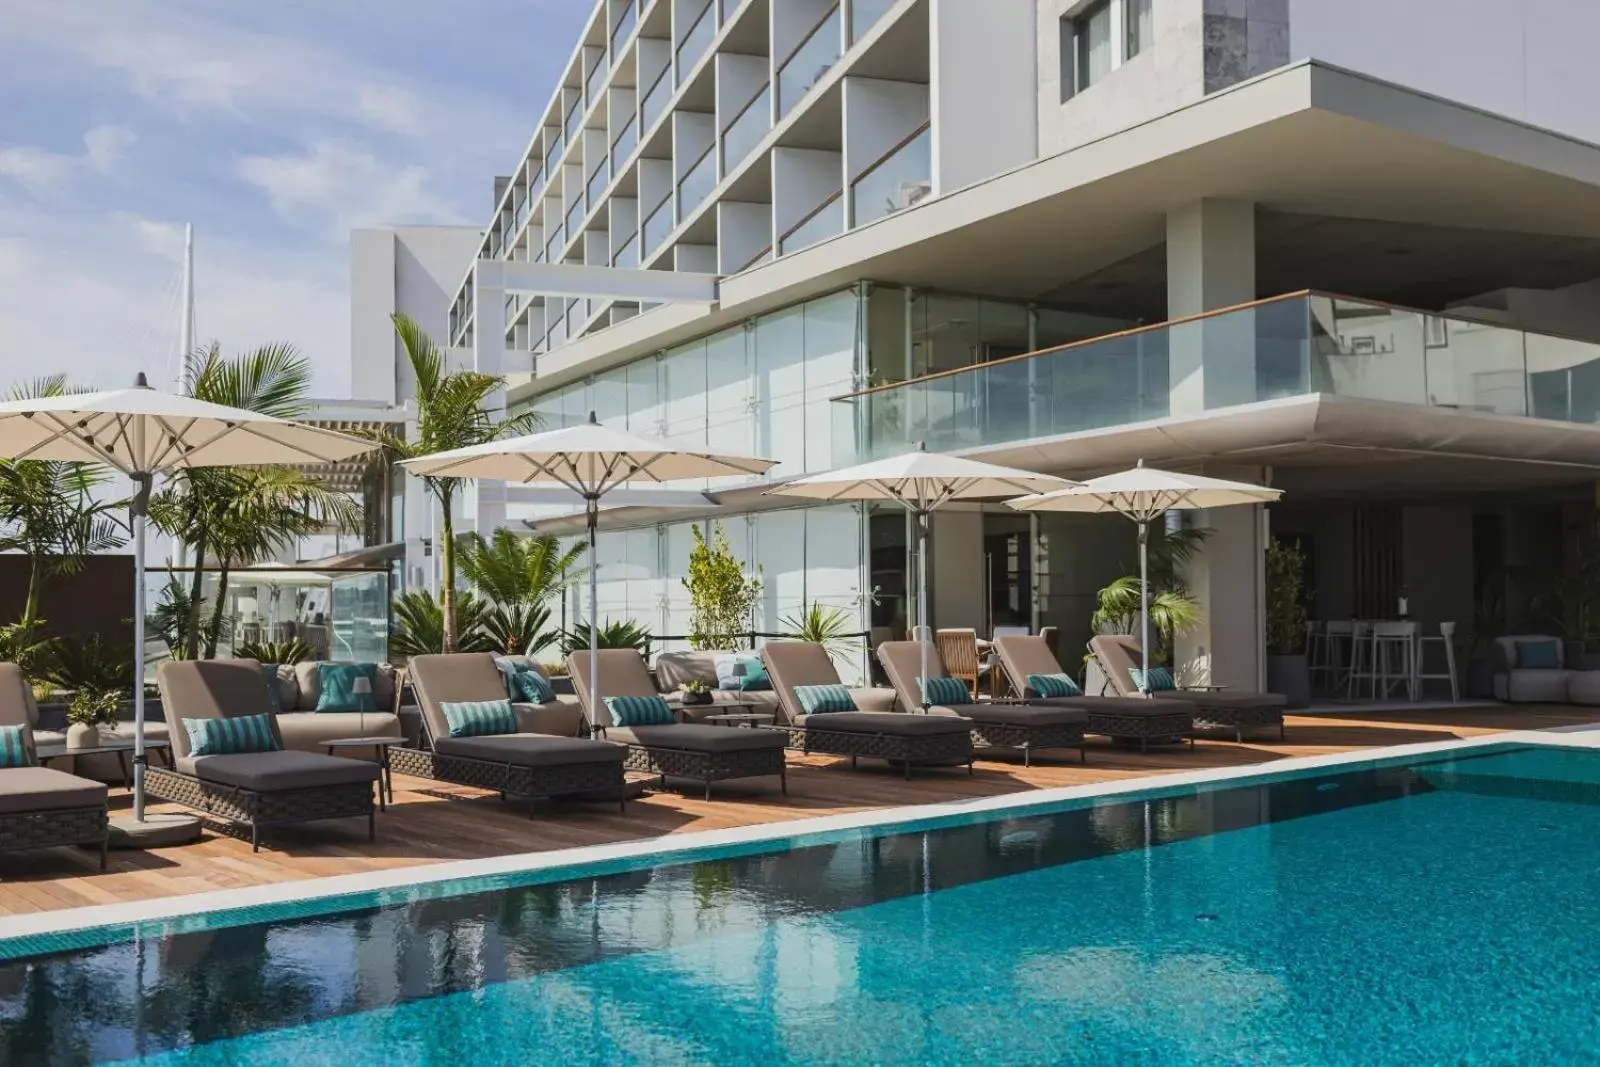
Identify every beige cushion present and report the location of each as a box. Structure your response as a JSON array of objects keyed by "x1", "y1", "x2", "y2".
[
  {"x1": 0, "y1": 766, "x2": 105, "y2": 813},
  {"x1": 613, "y1": 723, "x2": 788, "y2": 752},
  {"x1": 180, "y1": 750, "x2": 379, "y2": 791},
  {"x1": 512, "y1": 701, "x2": 587, "y2": 737},
  {"x1": 274, "y1": 712, "x2": 403, "y2": 752},
  {"x1": 762, "y1": 641, "x2": 899, "y2": 724},
  {"x1": 432, "y1": 734, "x2": 624, "y2": 767},
  {"x1": 652, "y1": 650, "x2": 727, "y2": 692},
  {"x1": 157, "y1": 659, "x2": 281, "y2": 762},
  {"x1": 408, "y1": 654, "x2": 514, "y2": 744},
  {"x1": 992, "y1": 635, "x2": 1066, "y2": 696},
  {"x1": 0, "y1": 662, "x2": 39, "y2": 728},
  {"x1": 567, "y1": 649, "x2": 657, "y2": 728},
  {"x1": 292, "y1": 662, "x2": 397, "y2": 713},
  {"x1": 876, "y1": 640, "x2": 951, "y2": 711}
]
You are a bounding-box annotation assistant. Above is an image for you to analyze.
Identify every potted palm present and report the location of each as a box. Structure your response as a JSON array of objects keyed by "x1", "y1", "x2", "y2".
[
  {"x1": 1265, "y1": 538, "x2": 1312, "y2": 708},
  {"x1": 66, "y1": 688, "x2": 121, "y2": 750},
  {"x1": 678, "y1": 678, "x2": 713, "y2": 706}
]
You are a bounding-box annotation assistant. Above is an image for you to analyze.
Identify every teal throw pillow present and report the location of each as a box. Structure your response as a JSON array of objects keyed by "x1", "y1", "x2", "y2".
[
  {"x1": 0, "y1": 724, "x2": 31, "y2": 768},
  {"x1": 316, "y1": 662, "x2": 378, "y2": 713},
  {"x1": 919, "y1": 675, "x2": 971, "y2": 706},
  {"x1": 185, "y1": 714, "x2": 280, "y2": 757},
  {"x1": 1516, "y1": 640, "x2": 1561, "y2": 669},
  {"x1": 715, "y1": 654, "x2": 771, "y2": 691},
  {"x1": 440, "y1": 699, "x2": 517, "y2": 738},
  {"x1": 496, "y1": 659, "x2": 555, "y2": 704},
  {"x1": 603, "y1": 694, "x2": 676, "y2": 727},
  {"x1": 1129, "y1": 666, "x2": 1177, "y2": 693},
  {"x1": 795, "y1": 684, "x2": 856, "y2": 715},
  {"x1": 260, "y1": 664, "x2": 282, "y2": 712},
  {"x1": 1027, "y1": 672, "x2": 1081, "y2": 698}
]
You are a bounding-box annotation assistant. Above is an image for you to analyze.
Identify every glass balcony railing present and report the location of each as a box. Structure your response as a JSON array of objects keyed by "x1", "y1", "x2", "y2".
[
  {"x1": 850, "y1": 0, "x2": 895, "y2": 42},
  {"x1": 586, "y1": 55, "x2": 609, "y2": 111},
  {"x1": 565, "y1": 197, "x2": 585, "y2": 238},
  {"x1": 720, "y1": 84, "x2": 770, "y2": 175},
  {"x1": 587, "y1": 158, "x2": 611, "y2": 208},
  {"x1": 612, "y1": 115, "x2": 637, "y2": 170},
  {"x1": 833, "y1": 292, "x2": 1600, "y2": 462},
  {"x1": 642, "y1": 198, "x2": 673, "y2": 258},
  {"x1": 778, "y1": 4, "x2": 841, "y2": 119},
  {"x1": 564, "y1": 98, "x2": 583, "y2": 143},
  {"x1": 677, "y1": 147, "x2": 716, "y2": 218},
  {"x1": 545, "y1": 133, "x2": 563, "y2": 175},
  {"x1": 850, "y1": 124, "x2": 930, "y2": 228},
  {"x1": 613, "y1": 232, "x2": 639, "y2": 269},
  {"x1": 641, "y1": 69, "x2": 670, "y2": 132},
  {"x1": 676, "y1": 1, "x2": 714, "y2": 85},
  {"x1": 544, "y1": 223, "x2": 566, "y2": 262},
  {"x1": 611, "y1": 0, "x2": 638, "y2": 48},
  {"x1": 779, "y1": 193, "x2": 843, "y2": 255}
]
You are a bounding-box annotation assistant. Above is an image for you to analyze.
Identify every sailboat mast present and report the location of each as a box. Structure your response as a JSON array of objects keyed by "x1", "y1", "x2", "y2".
[{"x1": 178, "y1": 223, "x2": 195, "y2": 390}]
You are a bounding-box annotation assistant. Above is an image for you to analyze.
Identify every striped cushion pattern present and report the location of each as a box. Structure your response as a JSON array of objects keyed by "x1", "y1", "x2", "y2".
[
  {"x1": 1027, "y1": 672, "x2": 1082, "y2": 698},
  {"x1": 184, "y1": 714, "x2": 280, "y2": 757},
  {"x1": 1129, "y1": 666, "x2": 1177, "y2": 693},
  {"x1": 441, "y1": 699, "x2": 518, "y2": 738},
  {"x1": 603, "y1": 695, "x2": 676, "y2": 727},
  {"x1": 919, "y1": 675, "x2": 971, "y2": 706},
  {"x1": 0, "y1": 724, "x2": 31, "y2": 768},
  {"x1": 496, "y1": 660, "x2": 555, "y2": 704},
  {"x1": 794, "y1": 684, "x2": 856, "y2": 715}
]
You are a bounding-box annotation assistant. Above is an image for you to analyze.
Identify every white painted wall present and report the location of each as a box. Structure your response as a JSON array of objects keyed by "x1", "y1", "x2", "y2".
[
  {"x1": 351, "y1": 226, "x2": 482, "y2": 404},
  {"x1": 932, "y1": 0, "x2": 1038, "y2": 191}
]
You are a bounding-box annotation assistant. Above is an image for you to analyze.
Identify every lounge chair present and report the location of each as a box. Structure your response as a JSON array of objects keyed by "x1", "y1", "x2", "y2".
[
  {"x1": 0, "y1": 662, "x2": 108, "y2": 868},
  {"x1": 396, "y1": 653, "x2": 626, "y2": 813},
  {"x1": 761, "y1": 640, "x2": 975, "y2": 777},
  {"x1": 877, "y1": 641, "x2": 1088, "y2": 766},
  {"x1": 1089, "y1": 634, "x2": 1287, "y2": 742},
  {"x1": 569, "y1": 649, "x2": 788, "y2": 799},
  {"x1": 150, "y1": 659, "x2": 380, "y2": 852},
  {"x1": 992, "y1": 634, "x2": 1197, "y2": 751}
]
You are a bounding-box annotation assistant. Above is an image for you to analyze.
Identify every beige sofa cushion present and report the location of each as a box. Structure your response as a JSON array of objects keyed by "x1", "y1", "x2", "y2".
[
  {"x1": 274, "y1": 712, "x2": 402, "y2": 752},
  {"x1": 653, "y1": 650, "x2": 727, "y2": 692},
  {"x1": 157, "y1": 659, "x2": 282, "y2": 762},
  {"x1": 292, "y1": 662, "x2": 397, "y2": 713}
]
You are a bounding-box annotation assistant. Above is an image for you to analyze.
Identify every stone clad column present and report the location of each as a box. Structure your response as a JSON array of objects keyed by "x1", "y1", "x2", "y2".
[{"x1": 1166, "y1": 199, "x2": 1257, "y2": 415}]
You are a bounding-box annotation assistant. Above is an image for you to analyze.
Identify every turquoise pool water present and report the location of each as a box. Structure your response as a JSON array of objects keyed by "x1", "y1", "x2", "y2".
[{"x1": 5, "y1": 744, "x2": 1600, "y2": 1064}]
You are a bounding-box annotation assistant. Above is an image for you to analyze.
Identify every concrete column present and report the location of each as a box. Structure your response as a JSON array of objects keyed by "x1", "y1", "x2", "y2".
[
  {"x1": 469, "y1": 267, "x2": 509, "y2": 544},
  {"x1": 930, "y1": 509, "x2": 986, "y2": 631},
  {"x1": 1175, "y1": 465, "x2": 1268, "y2": 691},
  {"x1": 1167, "y1": 199, "x2": 1256, "y2": 415}
]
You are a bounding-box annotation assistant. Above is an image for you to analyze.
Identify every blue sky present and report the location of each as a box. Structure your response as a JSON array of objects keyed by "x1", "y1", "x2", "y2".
[{"x1": 0, "y1": 0, "x2": 590, "y2": 394}]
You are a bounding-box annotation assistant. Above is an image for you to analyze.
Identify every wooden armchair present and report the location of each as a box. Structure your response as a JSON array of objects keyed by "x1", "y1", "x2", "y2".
[{"x1": 935, "y1": 628, "x2": 984, "y2": 700}]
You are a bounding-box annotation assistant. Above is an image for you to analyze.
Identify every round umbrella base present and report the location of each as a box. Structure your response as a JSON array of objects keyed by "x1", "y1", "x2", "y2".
[{"x1": 108, "y1": 813, "x2": 203, "y2": 850}]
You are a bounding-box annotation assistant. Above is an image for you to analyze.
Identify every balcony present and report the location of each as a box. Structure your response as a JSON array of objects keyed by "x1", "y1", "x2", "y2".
[
  {"x1": 777, "y1": 4, "x2": 841, "y2": 119},
  {"x1": 779, "y1": 193, "x2": 843, "y2": 256},
  {"x1": 833, "y1": 292, "x2": 1600, "y2": 460},
  {"x1": 641, "y1": 69, "x2": 671, "y2": 133},
  {"x1": 721, "y1": 84, "x2": 770, "y2": 176},
  {"x1": 851, "y1": 124, "x2": 930, "y2": 228},
  {"x1": 676, "y1": 0, "x2": 714, "y2": 85},
  {"x1": 850, "y1": 0, "x2": 894, "y2": 42},
  {"x1": 677, "y1": 146, "x2": 716, "y2": 218}
]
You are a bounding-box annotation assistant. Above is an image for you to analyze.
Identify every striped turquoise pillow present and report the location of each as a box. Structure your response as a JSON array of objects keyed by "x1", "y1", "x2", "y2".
[
  {"x1": 603, "y1": 694, "x2": 676, "y2": 727},
  {"x1": 0, "y1": 724, "x2": 31, "y2": 768},
  {"x1": 795, "y1": 684, "x2": 856, "y2": 715},
  {"x1": 441, "y1": 699, "x2": 517, "y2": 738},
  {"x1": 496, "y1": 660, "x2": 555, "y2": 704},
  {"x1": 919, "y1": 675, "x2": 971, "y2": 706},
  {"x1": 1027, "y1": 672, "x2": 1081, "y2": 698},
  {"x1": 185, "y1": 714, "x2": 280, "y2": 757},
  {"x1": 1129, "y1": 666, "x2": 1177, "y2": 693}
]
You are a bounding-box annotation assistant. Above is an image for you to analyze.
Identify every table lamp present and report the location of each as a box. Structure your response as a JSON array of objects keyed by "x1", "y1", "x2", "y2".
[{"x1": 352, "y1": 674, "x2": 373, "y2": 735}]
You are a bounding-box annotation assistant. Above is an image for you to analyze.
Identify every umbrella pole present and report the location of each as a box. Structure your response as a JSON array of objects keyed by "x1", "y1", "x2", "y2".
[
  {"x1": 587, "y1": 494, "x2": 600, "y2": 735},
  {"x1": 131, "y1": 472, "x2": 152, "y2": 820},
  {"x1": 916, "y1": 507, "x2": 930, "y2": 712},
  {"x1": 1138, "y1": 519, "x2": 1150, "y2": 698}
]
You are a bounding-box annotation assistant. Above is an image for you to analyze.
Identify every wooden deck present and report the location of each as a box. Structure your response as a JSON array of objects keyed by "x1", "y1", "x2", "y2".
[{"x1": 2, "y1": 704, "x2": 1594, "y2": 918}]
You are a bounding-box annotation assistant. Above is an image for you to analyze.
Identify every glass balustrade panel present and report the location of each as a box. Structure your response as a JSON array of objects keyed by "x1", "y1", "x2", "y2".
[
  {"x1": 850, "y1": 0, "x2": 895, "y2": 41},
  {"x1": 676, "y1": 1, "x2": 714, "y2": 84},
  {"x1": 612, "y1": 116, "x2": 638, "y2": 170},
  {"x1": 850, "y1": 125, "x2": 930, "y2": 228},
  {"x1": 612, "y1": 0, "x2": 638, "y2": 48},
  {"x1": 642, "y1": 199, "x2": 673, "y2": 257},
  {"x1": 779, "y1": 196, "x2": 843, "y2": 255},
  {"x1": 778, "y1": 5, "x2": 841, "y2": 119},
  {"x1": 587, "y1": 158, "x2": 611, "y2": 208},
  {"x1": 677, "y1": 148, "x2": 716, "y2": 218},
  {"x1": 641, "y1": 70, "x2": 670, "y2": 131},
  {"x1": 721, "y1": 85, "x2": 770, "y2": 175},
  {"x1": 613, "y1": 233, "x2": 640, "y2": 269}
]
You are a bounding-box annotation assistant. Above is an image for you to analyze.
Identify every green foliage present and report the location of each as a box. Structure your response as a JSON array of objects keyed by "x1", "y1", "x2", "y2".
[
  {"x1": 560, "y1": 619, "x2": 653, "y2": 656},
  {"x1": 481, "y1": 602, "x2": 559, "y2": 658},
  {"x1": 1091, "y1": 576, "x2": 1203, "y2": 651},
  {"x1": 0, "y1": 619, "x2": 56, "y2": 676},
  {"x1": 683, "y1": 523, "x2": 762, "y2": 650},
  {"x1": 389, "y1": 589, "x2": 494, "y2": 660},
  {"x1": 459, "y1": 530, "x2": 586, "y2": 608},
  {"x1": 45, "y1": 634, "x2": 132, "y2": 695},
  {"x1": 780, "y1": 602, "x2": 860, "y2": 657},
  {"x1": 1265, "y1": 537, "x2": 1308, "y2": 655},
  {"x1": 235, "y1": 638, "x2": 316, "y2": 665},
  {"x1": 678, "y1": 677, "x2": 711, "y2": 695},
  {"x1": 150, "y1": 576, "x2": 201, "y2": 658},
  {"x1": 67, "y1": 687, "x2": 122, "y2": 729}
]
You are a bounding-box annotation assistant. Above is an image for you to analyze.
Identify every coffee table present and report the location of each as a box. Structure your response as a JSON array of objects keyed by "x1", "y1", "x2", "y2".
[
  {"x1": 323, "y1": 737, "x2": 402, "y2": 809},
  {"x1": 36, "y1": 737, "x2": 172, "y2": 789},
  {"x1": 703, "y1": 712, "x2": 776, "y2": 728}
]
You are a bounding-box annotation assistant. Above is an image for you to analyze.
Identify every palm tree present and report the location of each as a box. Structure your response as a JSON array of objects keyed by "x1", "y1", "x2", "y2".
[
  {"x1": 458, "y1": 529, "x2": 587, "y2": 607},
  {"x1": 361, "y1": 313, "x2": 538, "y2": 651}
]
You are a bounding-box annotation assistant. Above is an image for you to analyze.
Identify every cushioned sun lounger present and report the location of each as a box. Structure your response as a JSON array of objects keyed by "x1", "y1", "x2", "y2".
[
  {"x1": 0, "y1": 662, "x2": 109, "y2": 868},
  {"x1": 876, "y1": 641, "x2": 1088, "y2": 766},
  {"x1": 398, "y1": 653, "x2": 627, "y2": 814},
  {"x1": 1089, "y1": 634, "x2": 1286, "y2": 742},
  {"x1": 992, "y1": 635, "x2": 1198, "y2": 752},
  {"x1": 151, "y1": 659, "x2": 379, "y2": 851},
  {"x1": 568, "y1": 649, "x2": 788, "y2": 800},
  {"x1": 761, "y1": 640, "x2": 974, "y2": 777}
]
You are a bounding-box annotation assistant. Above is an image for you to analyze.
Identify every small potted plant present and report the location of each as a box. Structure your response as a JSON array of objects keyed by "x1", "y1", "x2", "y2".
[
  {"x1": 66, "y1": 688, "x2": 121, "y2": 750},
  {"x1": 678, "y1": 678, "x2": 713, "y2": 706}
]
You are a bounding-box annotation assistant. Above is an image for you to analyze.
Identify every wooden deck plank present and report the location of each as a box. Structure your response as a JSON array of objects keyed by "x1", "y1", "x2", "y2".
[{"x1": 0, "y1": 705, "x2": 1592, "y2": 918}]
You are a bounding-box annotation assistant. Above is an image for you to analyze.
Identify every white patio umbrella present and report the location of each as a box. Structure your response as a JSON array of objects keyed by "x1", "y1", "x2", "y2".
[
  {"x1": 0, "y1": 373, "x2": 377, "y2": 820},
  {"x1": 1008, "y1": 461, "x2": 1282, "y2": 692},
  {"x1": 402, "y1": 413, "x2": 776, "y2": 727},
  {"x1": 764, "y1": 443, "x2": 1074, "y2": 708}
]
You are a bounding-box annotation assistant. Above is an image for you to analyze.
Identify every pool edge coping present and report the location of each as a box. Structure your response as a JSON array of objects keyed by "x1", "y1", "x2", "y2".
[{"x1": 3, "y1": 725, "x2": 1595, "y2": 946}]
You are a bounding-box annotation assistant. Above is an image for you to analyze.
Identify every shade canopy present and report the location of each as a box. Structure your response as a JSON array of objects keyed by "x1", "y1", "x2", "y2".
[
  {"x1": 765, "y1": 444, "x2": 1074, "y2": 508},
  {"x1": 1008, "y1": 463, "x2": 1282, "y2": 520},
  {"x1": 401, "y1": 414, "x2": 777, "y2": 492},
  {"x1": 0, "y1": 382, "x2": 376, "y2": 474}
]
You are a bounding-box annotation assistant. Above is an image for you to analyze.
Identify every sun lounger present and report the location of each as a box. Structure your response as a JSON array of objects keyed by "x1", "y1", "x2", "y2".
[
  {"x1": 1089, "y1": 634, "x2": 1286, "y2": 742},
  {"x1": 150, "y1": 659, "x2": 380, "y2": 851},
  {"x1": 397, "y1": 653, "x2": 626, "y2": 813},
  {"x1": 877, "y1": 641, "x2": 1088, "y2": 766},
  {"x1": 569, "y1": 649, "x2": 788, "y2": 799},
  {"x1": 0, "y1": 662, "x2": 108, "y2": 868},
  {"x1": 991, "y1": 634, "x2": 1198, "y2": 751},
  {"x1": 761, "y1": 640, "x2": 973, "y2": 778}
]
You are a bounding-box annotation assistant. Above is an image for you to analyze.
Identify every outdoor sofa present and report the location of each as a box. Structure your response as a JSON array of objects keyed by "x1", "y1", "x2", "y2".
[
  {"x1": 993, "y1": 634, "x2": 1198, "y2": 752},
  {"x1": 150, "y1": 659, "x2": 381, "y2": 851},
  {"x1": 877, "y1": 641, "x2": 1088, "y2": 765},
  {"x1": 0, "y1": 662, "x2": 108, "y2": 868},
  {"x1": 761, "y1": 640, "x2": 976, "y2": 777},
  {"x1": 396, "y1": 653, "x2": 626, "y2": 813},
  {"x1": 263, "y1": 661, "x2": 405, "y2": 751},
  {"x1": 1089, "y1": 635, "x2": 1287, "y2": 742},
  {"x1": 651, "y1": 650, "x2": 783, "y2": 720},
  {"x1": 569, "y1": 649, "x2": 788, "y2": 799}
]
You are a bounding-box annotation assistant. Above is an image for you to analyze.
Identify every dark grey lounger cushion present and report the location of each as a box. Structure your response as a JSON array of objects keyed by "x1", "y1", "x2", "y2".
[
  {"x1": 805, "y1": 712, "x2": 971, "y2": 737},
  {"x1": 1048, "y1": 695, "x2": 1199, "y2": 716},
  {"x1": 961, "y1": 704, "x2": 1088, "y2": 728},
  {"x1": 433, "y1": 734, "x2": 626, "y2": 767},
  {"x1": 626, "y1": 724, "x2": 788, "y2": 753},
  {"x1": 187, "y1": 751, "x2": 380, "y2": 791},
  {"x1": 0, "y1": 767, "x2": 107, "y2": 813},
  {"x1": 1154, "y1": 691, "x2": 1286, "y2": 710}
]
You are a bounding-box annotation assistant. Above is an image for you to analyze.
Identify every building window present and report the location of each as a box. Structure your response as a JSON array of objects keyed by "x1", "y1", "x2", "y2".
[
  {"x1": 1062, "y1": 0, "x2": 1114, "y2": 100},
  {"x1": 1127, "y1": 0, "x2": 1152, "y2": 59}
]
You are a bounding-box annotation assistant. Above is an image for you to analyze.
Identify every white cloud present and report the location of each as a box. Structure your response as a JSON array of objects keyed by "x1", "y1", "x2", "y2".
[
  {"x1": 357, "y1": 85, "x2": 419, "y2": 136},
  {"x1": 83, "y1": 125, "x2": 137, "y2": 172},
  {"x1": 0, "y1": 125, "x2": 135, "y2": 197},
  {"x1": 236, "y1": 141, "x2": 460, "y2": 238}
]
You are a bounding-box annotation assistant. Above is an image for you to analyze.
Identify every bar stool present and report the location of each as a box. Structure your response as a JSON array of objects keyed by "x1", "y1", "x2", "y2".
[
  {"x1": 1415, "y1": 621, "x2": 1460, "y2": 702},
  {"x1": 1371, "y1": 621, "x2": 1420, "y2": 702},
  {"x1": 1345, "y1": 621, "x2": 1374, "y2": 699},
  {"x1": 1306, "y1": 621, "x2": 1333, "y2": 690}
]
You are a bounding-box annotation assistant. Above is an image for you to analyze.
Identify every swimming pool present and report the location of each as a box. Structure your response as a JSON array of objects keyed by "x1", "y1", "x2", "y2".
[{"x1": 4, "y1": 742, "x2": 1600, "y2": 1064}]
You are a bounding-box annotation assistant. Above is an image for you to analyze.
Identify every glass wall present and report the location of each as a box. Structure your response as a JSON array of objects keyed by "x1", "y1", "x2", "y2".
[{"x1": 157, "y1": 568, "x2": 391, "y2": 666}]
